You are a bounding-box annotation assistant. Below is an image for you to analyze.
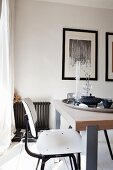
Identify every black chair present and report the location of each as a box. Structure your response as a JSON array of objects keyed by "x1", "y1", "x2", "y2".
[{"x1": 22, "y1": 98, "x2": 82, "y2": 170}]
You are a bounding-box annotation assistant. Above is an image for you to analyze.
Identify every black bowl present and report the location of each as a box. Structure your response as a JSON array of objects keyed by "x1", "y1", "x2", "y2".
[
  {"x1": 80, "y1": 96, "x2": 102, "y2": 106},
  {"x1": 102, "y1": 99, "x2": 112, "y2": 108}
]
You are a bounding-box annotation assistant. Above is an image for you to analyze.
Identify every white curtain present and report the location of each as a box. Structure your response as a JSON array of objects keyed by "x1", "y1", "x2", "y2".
[
  {"x1": 0, "y1": 0, "x2": 2, "y2": 17},
  {"x1": 0, "y1": 0, "x2": 15, "y2": 155}
]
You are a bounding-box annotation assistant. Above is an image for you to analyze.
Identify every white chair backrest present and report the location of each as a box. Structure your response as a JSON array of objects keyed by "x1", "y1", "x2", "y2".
[{"x1": 22, "y1": 98, "x2": 37, "y2": 138}]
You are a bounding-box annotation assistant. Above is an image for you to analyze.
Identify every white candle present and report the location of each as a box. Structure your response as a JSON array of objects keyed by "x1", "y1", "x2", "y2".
[
  {"x1": 76, "y1": 61, "x2": 80, "y2": 80},
  {"x1": 76, "y1": 61, "x2": 80, "y2": 98}
]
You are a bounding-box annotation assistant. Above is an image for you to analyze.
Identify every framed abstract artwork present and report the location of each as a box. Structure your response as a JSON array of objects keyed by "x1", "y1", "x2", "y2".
[
  {"x1": 62, "y1": 28, "x2": 98, "y2": 80},
  {"x1": 106, "y1": 32, "x2": 113, "y2": 81}
]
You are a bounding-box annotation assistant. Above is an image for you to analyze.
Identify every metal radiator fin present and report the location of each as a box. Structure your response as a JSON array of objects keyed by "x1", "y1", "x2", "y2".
[{"x1": 13, "y1": 101, "x2": 50, "y2": 130}]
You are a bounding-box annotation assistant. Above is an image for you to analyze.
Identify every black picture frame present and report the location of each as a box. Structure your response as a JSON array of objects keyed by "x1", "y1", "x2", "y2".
[
  {"x1": 106, "y1": 32, "x2": 113, "y2": 81},
  {"x1": 62, "y1": 28, "x2": 98, "y2": 80}
]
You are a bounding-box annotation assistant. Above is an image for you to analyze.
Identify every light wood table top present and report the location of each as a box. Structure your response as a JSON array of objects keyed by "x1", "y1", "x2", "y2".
[{"x1": 53, "y1": 100, "x2": 113, "y2": 131}]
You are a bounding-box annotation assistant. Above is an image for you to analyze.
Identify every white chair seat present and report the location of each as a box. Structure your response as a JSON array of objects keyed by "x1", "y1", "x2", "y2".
[
  {"x1": 36, "y1": 129, "x2": 81, "y2": 155},
  {"x1": 22, "y1": 98, "x2": 82, "y2": 170}
]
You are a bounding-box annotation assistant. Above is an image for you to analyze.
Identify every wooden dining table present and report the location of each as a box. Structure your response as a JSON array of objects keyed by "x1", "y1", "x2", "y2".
[{"x1": 53, "y1": 100, "x2": 113, "y2": 170}]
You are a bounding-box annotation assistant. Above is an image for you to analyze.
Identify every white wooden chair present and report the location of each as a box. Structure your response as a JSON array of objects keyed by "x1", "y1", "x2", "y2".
[{"x1": 22, "y1": 98, "x2": 82, "y2": 170}]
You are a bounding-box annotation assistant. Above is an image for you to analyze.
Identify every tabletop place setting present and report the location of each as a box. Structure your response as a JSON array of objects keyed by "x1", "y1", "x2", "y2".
[{"x1": 63, "y1": 61, "x2": 113, "y2": 112}]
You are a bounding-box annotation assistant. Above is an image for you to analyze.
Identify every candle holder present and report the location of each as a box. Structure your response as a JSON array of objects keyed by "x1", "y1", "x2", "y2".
[{"x1": 82, "y1": 73, "x2": 92, "y2": 96}]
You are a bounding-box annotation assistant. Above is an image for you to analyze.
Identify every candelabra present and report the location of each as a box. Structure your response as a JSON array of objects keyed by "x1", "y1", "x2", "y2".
[{"x1": 83, "y1": 73, "x2": 92, "y2": 96}]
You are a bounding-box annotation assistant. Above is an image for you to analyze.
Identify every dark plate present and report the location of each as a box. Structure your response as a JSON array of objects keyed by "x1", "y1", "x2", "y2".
[
  {"x1": 62, "y1": 98, "x2": 80, "y2": 106},
  {"x1": 62, "y1": 98, "x2": 75, "y2": 104}
]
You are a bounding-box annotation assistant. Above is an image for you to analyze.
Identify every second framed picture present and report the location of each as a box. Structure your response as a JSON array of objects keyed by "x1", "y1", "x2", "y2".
[
  {"x1": 62, "y1": 28, "x2": 98, "y2": 80},
  {"x1": 106, "y1": 32, "x2": 113, "y2": 81}
]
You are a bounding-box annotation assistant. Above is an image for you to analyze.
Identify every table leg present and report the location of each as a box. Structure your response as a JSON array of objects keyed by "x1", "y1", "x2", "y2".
[
  {"x1": 104, "y1": 130, "x2": 113, "y2": 160},
  {"x1": 86, "y1": 126, "x2": 98, "y2": 170},
  {"x1": 55, "y1": 110, "x2": 61, "y2": 129}
]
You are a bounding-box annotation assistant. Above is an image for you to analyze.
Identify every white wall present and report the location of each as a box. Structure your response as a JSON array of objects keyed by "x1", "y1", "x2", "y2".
[{"x1": 14, "y1": 0, "x2": 113, "y2": 128}]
